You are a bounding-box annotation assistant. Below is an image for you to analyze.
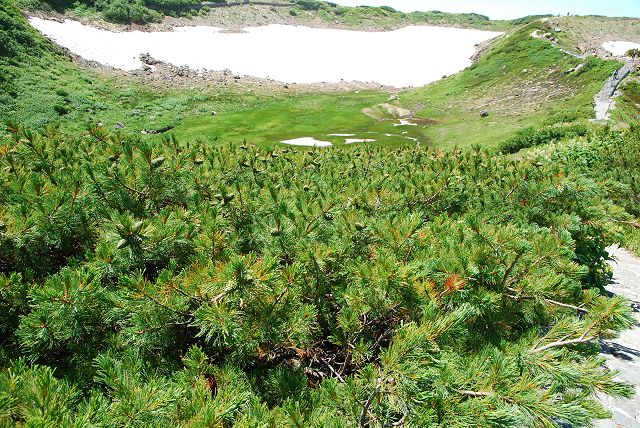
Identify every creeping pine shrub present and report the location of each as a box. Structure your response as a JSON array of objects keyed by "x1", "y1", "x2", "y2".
[
  {"x1": 543, "y1": 107, "x2": 592, "y2": 125},
  {"x1": 625, "y1": 48, "x2": 640, "y2": 59},
  {"x1": 294, "y1": 0, "x2": 323, "y2": 11},
  {"x1": 0, "y1": 124, "x2": 638, "y2": 426},
  {"x1": 0, "y1": 0, "x2": 45, "y2": 60},
  {"x1": 500, "y1": 124, "x2": 589, "y2": 154},
  {"x1": 333, "y1": 5, "x2": 347, "y2": 15},
  {"x1": 573, "y1": 56, "x2": 602, "y2": 77},
  {"x1": 96, "y1": 0, "x2": 162, "y2": 23}
]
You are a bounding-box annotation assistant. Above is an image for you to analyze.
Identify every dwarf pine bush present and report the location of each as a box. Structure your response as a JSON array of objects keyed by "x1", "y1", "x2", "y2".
[{"x1": 0, "y1": 122, "x2": 638, "y2": 426}]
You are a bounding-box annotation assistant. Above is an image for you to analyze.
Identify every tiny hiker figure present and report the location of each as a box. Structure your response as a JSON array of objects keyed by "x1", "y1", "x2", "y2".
[{"x1": 613, "y1": 69, "x2": 619, "y2": 80}]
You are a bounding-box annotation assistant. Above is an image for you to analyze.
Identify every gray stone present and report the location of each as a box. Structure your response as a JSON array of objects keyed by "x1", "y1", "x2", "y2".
[{"x1": 594, "y1": 246, "x2": 640, "y2": 428}]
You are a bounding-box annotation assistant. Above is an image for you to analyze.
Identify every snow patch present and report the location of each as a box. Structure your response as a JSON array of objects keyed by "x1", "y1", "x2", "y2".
[
  {"x1": 394, "y1": 119, "x2": 418, "y2": 126},
  {"x1": 28, "y1": 17, "x2": 502, "y2": 87},
  {"x1": 280, "y1": 137, "x2": 332, "y2": 147},
  {"x1": 602, "y1": 41, "x2": 640, "y2": 57}
]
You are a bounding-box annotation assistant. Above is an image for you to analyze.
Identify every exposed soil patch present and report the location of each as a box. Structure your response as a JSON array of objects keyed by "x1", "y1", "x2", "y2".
[
  {"x1": 461, "y1": 77, "x2": 576, "y2": 116},
  {"x1": 362, "y1": 103, "x2": 415, "y2": 120}
]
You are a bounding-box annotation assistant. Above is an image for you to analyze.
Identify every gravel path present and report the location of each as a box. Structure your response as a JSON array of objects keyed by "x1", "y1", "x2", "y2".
[
  {"x1": 595, "y1": 246, "x2": 640, "y2": 427},
  {"x1": 593, "y1": 61, "x2": 638, "y2": 121}
]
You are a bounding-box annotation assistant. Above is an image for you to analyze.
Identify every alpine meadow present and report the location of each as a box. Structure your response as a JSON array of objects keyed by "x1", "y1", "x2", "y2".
[{"x1": 1, "y1": 0, "x2": 640, "y2": 427}]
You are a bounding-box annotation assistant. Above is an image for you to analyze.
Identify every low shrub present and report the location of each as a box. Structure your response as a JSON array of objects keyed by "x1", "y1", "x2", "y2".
[
  {"x1": 543, "y1": 107, "x2": 592, "y2": 125},
  {"x1": 97, "y1": 0, "x2": 162, "y2": 23},
  {"x1": 500, "y1": 124, "x2": 590, "y2": 154},
  {"x1": 625, "y1": 48, "x2": 640, "y2": 59},
  {"x1": 294, "y1": 0, "x2": 322, "y2": 11}
]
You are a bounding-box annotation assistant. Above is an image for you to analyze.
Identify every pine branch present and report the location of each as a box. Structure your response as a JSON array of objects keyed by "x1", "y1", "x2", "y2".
[
  {"x1": 544, "y1": 298, "x2": 589, "y2": 314},
  {"x1": 506, "y1": 287, "x2": 590, "y2": 314},
  {"x1": 359, "y1": 374, "x2": 383, "y2": 428},
  {"x1": 459, "y1": 390, "x2": 491, "y2": 398},
  {"x1": 501, "y1": 250, "x2": 524, "y2": 287},
  {"x1": 459, "y1": 389, "x2": 516, "y2": 404},
  {"x1": 531, "y1": 326, "x2": 596, "y2": 353},
  {"x1": 530, "y1": 335, "x2": 596, "y2": 353},
  {"x1": 318, "y1": 356, "x2": 345, "y2": 383},
  {"x1": 140, "y1": 290, "x2": 190, "y2": 317}
]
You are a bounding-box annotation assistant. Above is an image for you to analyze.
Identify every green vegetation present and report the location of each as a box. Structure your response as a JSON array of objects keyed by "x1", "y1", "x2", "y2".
[
  {"x1": 399, "y1": 22, "x2": 619, "y2": 148},
  {"x1": 18, "y1": 0, "x2": 200, "y2": 22},
  {"x1": 499, "y1": 124, "x2": 589, "y2": 154},
  {"x1": 1, "y1": 119, "x2": 639, "y2": 427},
  {"x1": 613, "y1": 78, "x2": 640, "y2": 125},
  {"x1": 97, "y1": 0, "x2": 162, "y2": 23},
  {"x1": 3, "y1": 1, "x2": 640, "y2": 425}
]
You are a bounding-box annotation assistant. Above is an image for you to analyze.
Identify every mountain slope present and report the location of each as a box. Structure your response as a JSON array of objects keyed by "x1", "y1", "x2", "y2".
[{"x1": 394, "y1": 21, "x2": 620, "y2": 147}]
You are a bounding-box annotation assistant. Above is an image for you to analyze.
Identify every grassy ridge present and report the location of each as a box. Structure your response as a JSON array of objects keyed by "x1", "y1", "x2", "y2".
[
  {"x1": 18, "y1": 0, "x2": 549, "y2": 29},
  {"x1": 399, "y1": 22, "x2": 619, "y2": 148}
]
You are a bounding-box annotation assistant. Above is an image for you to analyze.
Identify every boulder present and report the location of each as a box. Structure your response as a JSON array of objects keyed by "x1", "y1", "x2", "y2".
[{"x1": 139, "y1": 53, "x2": 160, "y2": 65}]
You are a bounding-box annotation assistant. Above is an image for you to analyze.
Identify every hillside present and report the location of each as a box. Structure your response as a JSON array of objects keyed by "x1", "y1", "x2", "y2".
[
  {"x1": 4, "y1": 7, "x2": 630, "y2": 148},
  {"x1": 20, "y1": 0, "x2": 546, "y2": 30},
  {"x1": 2, "y1": 0, "x2": 640, "y2": 426}
]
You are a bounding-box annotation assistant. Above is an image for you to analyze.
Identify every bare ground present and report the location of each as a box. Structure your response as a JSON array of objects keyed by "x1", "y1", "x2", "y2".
[{"x1": 550, "y1": 16, "x2": 640, "y2": 57}]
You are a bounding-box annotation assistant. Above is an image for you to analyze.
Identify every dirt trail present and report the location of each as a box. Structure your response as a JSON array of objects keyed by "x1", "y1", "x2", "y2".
[
  {"x1": 593, "y1": 61, "x2": 638, "y2": 121},
  {"x1": 595, "y1": 246, "x2": 640, "y2": 427}
]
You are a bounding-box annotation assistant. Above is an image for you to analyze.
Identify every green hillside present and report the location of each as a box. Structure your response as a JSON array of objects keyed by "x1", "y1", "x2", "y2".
[
  {"x1": 0, "y1": 13, "x2": 620, "y2": 149},
  {"x1": 2, "y1": 0, "x2": 640, "y2": 426}
]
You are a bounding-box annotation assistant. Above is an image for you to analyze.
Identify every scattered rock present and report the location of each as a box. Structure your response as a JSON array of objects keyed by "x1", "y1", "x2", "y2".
[
  {"x1": 115, "y1": 122, "x2": 125, "y2": 129},
  {"x1": 140, "y1": 53, "x2": 160, "y2": 65},
  {"x1": 211, "y1": 111, "x2": 217, "y2": 116},
  {"x1": 480, "y1": 111, "x2": 490, "y2": 117},
  {"x1": 143, "y1": 124, "x2": 176, "y2": 134}
]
